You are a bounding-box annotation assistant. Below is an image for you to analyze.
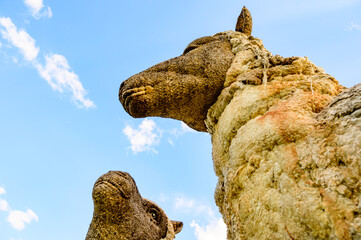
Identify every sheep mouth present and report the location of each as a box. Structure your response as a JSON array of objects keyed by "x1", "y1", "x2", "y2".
[
  {"x1": 120, "y1": 86, "x2": 153, "y2": 115},
  {"x1": 94, "y1": 179, "x2": 131, "y2": 199}
]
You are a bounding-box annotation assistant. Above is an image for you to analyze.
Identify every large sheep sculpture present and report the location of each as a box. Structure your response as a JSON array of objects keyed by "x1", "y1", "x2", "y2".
[
  {"x1": 86, "y1": 171, "x2": 183, "y2": 240},
  {"x1": 119, "y1": 7, "x2": 361, "y2": 239}
]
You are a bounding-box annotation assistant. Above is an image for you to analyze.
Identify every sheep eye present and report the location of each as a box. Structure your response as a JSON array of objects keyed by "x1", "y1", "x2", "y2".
[
  {"x1": 183, "y1": 36, "x2": 217, "y2": 55},
  {"x1": 183, "y1": 46, "x2": 197, "y2": 54},
  {"x1": 149, "y1": 209, "x2": 159, "y2": 221}
]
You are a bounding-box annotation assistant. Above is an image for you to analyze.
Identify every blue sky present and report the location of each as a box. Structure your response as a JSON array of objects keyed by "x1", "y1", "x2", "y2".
[{"x1": 0, "y1": 0, "x2": 360, "y2": 239}]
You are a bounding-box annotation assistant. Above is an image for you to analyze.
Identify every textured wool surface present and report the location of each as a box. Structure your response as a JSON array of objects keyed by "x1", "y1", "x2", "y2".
[{"x1": 206, "y1": 31, "x2": 361, "y2": 239}]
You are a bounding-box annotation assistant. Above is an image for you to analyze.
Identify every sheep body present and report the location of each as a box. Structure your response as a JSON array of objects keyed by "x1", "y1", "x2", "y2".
[{"x1": 205, "y1": 31, "x2": 360, "y2": 239}]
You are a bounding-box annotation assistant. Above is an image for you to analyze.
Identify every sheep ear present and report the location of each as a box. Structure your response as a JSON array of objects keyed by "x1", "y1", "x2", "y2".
[
  {"x1": 235, "y1": 6, "x2": 253, "y2": 36},
  {"x1": 171, "y1": 220, "x2": 183, "y2": 234}
]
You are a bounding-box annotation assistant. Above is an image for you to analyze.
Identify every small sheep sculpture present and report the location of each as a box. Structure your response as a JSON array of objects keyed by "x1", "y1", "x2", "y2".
[
  {"x1": 119, "y1": 6, "x2": 361, "y2": 240},
  {"x1": 86, "y1": 171, "x2": 183, "y2": 240}
]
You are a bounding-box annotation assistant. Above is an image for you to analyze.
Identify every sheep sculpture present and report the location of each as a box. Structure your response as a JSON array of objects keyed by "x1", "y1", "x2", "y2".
[
  {"x1": 119, "y1": 7, "x2": 361, "y2": 239},
  {"x1": 86, "y1": 171, "x2": 183, "y2": 240}
]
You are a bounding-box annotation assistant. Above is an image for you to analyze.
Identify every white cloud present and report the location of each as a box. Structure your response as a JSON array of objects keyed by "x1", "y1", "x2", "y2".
[
  {"x1": 160, "y1": 193, "x2": 227, "y2": 240},
  {"x1": 174, "y1": 195, "x2": 214, "y2": 218},
  {"x1": 24, "y1": 0, "x2": 52, "y2": 19},
  {"x1": 0, "y1": 17, "x2": 95, "y2": 109},
  {"x1": 191, "y1": 218, "x2": 227, "y2": 240},
  {"x1": 175, "y1": 196, "x2": 195, "y2": 210},
  {"x1": 168, "y1": 122, "x2": 195, "y2": 138},
  {"x1": 123, "y1": 119, "x2": 161, "y2": 153},
  {"x1": 163, "y1": 122, "x2": 196, "y2": 147},
  {"x1": 124, "y1": 121, "x2": 194, "y2": 150},
  {"x1": 35, "y1": 54, "x2": 96, "y2": 108},
  {"x1": 172, "y1": 195, "x2": 227, "y2": 240},
  {"x1": 0, "y1": 199, "x2": 9, "y2": 211},
  {"x1": 24, "y1": 0, "x2": 43, "y2": 15},
  {"x1": 0, "y1": 17, "x2": 39, "y2": 61},
  {"x1": 0, "y1": 186, "x2": 38, "y2": 230},
  {"x1": 346, "y1": 22, "x2": 361, "y2": 31},
  {"x1": 0, "y1": 187, "x2": 9, "y2": 211},
  {"x1": 7, "y1": 209, "x2": 39, "y2": 231},
  {"x1": 181, "y1": 122, "x2": 195, "y2": 133}
]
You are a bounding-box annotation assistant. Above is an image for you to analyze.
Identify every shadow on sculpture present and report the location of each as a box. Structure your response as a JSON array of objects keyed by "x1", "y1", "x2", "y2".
[
  {"x1": 86, "y1": 171, "x2": 183, "y2": 240},
  {"x1": 119, "y1": 6, "x2": 361, "y2": 240}
]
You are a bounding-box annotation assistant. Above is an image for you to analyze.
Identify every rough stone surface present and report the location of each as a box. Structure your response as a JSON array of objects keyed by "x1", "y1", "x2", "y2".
[
  {"x1": 119, "y1": 10, "x2": 361, "y2": 240},
  {"x1": 235, "y1": 6, "x2": 252, "y2": 36},
  {"x1": 119, "y1": 34, "x2": 234, "y2": 132},
  {"x1": 205, "y1": 32, "x2": 360, "y2": 239},
  {"x1": 86, "y1": 171, "x2": 183, "y2": 240}
]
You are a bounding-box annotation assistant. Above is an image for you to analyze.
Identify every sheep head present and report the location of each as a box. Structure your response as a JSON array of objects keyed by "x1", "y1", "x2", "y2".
[
  {"x1": 119, "y1": 7, "x2": 253, "y2": 132},
  {"x1": 86, "y1": 171, "x2": 183, "y2": 240}
]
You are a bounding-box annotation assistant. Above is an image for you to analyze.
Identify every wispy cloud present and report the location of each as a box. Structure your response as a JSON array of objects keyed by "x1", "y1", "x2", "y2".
[
  {"x1": 0, "y1": 17, "x2": 95, "y2": 108},
  {"x1": 0, "y1": 199, "x2": 9, "y2": 211},
  {"x1": 170, "y1": 194, "x2": 227, "y2": 240},
  {"x1": 191, "y1": 218, "x2": 227, "y2": 240},
  {"x1": 123, "y1": 120, "x2": 195, "y2": 153},
  {"x1": 0, "y1": 187, "x2": 38, "y2": 231},
  {"x1": 159, "y1": 193, "x2": 227, "y2": 240},
  {"x1": 35, "y1": 54, "x2": 95, "y2": 108},
  {"x1": 24, "y1": 0, "x2": 52, "y2": 19},
  {"x1": 174, "y1": 195, "x2": 214, "y2": 218},
  {"x1": 346, "y1": 22, "x2": 361, "y2": 31},
  {"x1": 0, "y1": 187, "x2": 9, "y2": 211},
  {"x1": 0, "y1": 17, "x2": 39, "y2": 61},
  {"x1": 7, "y1": 209, "x2": 39, "y2": 231},
  {"x1": 180, "y1": 122, "x2": 195, "y2": 133},
  {"x1": 174, "y1": 196, "x2": 196, "y2": 210},
  {"x1": 170, "y1": 122, "x2": 195, "y2": 136},
  {"x1": 123, "y1": 119, "x2": 161, "y2": 153}
]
